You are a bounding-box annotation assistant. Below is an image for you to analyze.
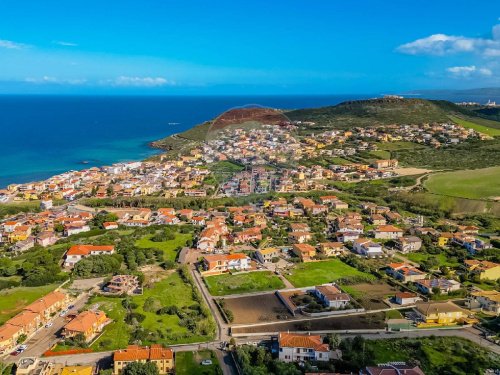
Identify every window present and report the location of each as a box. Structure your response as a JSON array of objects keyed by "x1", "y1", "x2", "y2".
[{"x1": 319, "y1": 353, "x2": 322, "y2": 358}]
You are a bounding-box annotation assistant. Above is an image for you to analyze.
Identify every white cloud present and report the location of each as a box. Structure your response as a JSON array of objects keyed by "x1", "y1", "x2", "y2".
[
  {"x1": 0, "y1": 39, "x2": 27, "y2": 49},
  {"x1": 108, "y1": 76, "x2": 173, "y2": 87},
  {"x1": 25, "y1": 76, "x2": 87, "y2": 85},
  {"x1": 397, "y1": 24, "x2": 500, "y2": 57},
  {"x1": 53, "y1": 40, "x2": 78, "y2": 47},
  {"x1": 446, "y1": 65, "x2": 492, "y2": 78}
]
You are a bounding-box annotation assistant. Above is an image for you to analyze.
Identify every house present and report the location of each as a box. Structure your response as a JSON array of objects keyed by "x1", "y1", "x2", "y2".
[
  {"x1": 64, "y1": 245, "x2": 115, "y2": 268},
  {"x1": 104, "y1": 275, "x2": 140, "y2": 295},
  {"x1": 472, "y1": 290, "x2": 500, "y2": 315},
  {"x1": 36, "y1": 231, "x2": 58, "y2": 247},
  {"x1": 414, "y1": 301, "x2": 468, "y2": 325},
  {"x1": 24, "y1": 291, "x2": 67, "y2": 321},
  {"x1": 394, "y1": 292, "x2": 421, "y2": 305},
  {"x1": 395, "y1": 236, "x2": 422, "y2": 253},
  {"x1": 374, "y1": 225, "x2": 404, "y2": 240},
  {"x1": 5, "y1": 311, "x2": 42, "y2": 337},
  {"x1": 292, "y1": 243, "x2": 316, "y2": 262},
  {"x1": 255, "y1": 248, "x2": 280, "y2": 263},
  {"x1": 60, "y1": 366, "x2": 94, "y2": 375},
  {"x1": 464, "y1": 260, "x2": 500, "y2": 280},
  {"x1": 0, "y1": 324, "x2": 24, "y2": 353},
  {"x1": 113, "y1": 345, "x2": 174, "y2": 375},
  {"x1": 435, "y1": 232, "x2": 454, "y2": 247},
  {"x1": 277, "y1": 332, "x2": 330, "y2": 363},
  {"x1": 369, "y1": 214, "x2": 386, "y2": 226},
  {"x1": 103, "y1": 222, "x2": 119, "y2": 230},
  {"x1": 361, "y1": 364, "x2": 425, "y2": 375},
  {"x1": 234, "y1": 227, "x2": 262, "y2": 244},
  {"x1": 386, "y1": 263, "x2": 426, "y2": 283},
  {"x1": 372, "y1": 159, "x2": 398, "y2": 169},
  {"x1": 202, "y1": 253, "x2": 250, "y2": 273},
  {"x1": 64, "y1": 224, "x2": 91, "y2": 237},
  {"x1": 336, "y1": 231, "x2": 360, "y2": 243},
  {"x1": 288, "y1": 231, "x2": 312, "y2": 244},
  {"x1": 415, "y1": 278, "x2": 461, "y2": 295},
  {"x1": 353, "y1": 238, "x2": 383, "y2": 257},
  {"x1": 290, "y1": 223, "x2": 310, "y2": 232},
  {"x1": 62, "y1": 310, "x2": 108, "y2": 342},
  {"x1": 318, "y1": 242, "x2": 346, "y2": 257},
  {"x1": 313, "y1": 285, "x2": 350, "y2": 309}
]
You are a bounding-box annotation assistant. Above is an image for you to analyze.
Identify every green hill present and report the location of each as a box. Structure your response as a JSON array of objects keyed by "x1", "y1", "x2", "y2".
[
  {"x1": 287, "y1": 98, "x2": 473, "y2": 131},
  {"x1": 152, "y1": 98, "x2": 500, "y2": 152}
]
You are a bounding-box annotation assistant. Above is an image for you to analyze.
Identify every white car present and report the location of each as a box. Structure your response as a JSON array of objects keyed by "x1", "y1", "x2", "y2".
[
  {"x1": 45, "y1": 322, "x2": 53, "y2": 328},
  {"x1": 201, "y1": 360, "x2": 212, "y2": 366},
  {"x1": 18, "y1": 345, "x2": 28, "y2": 351},
  {"x1": 59, "y1": 310, "x2": 67, "y2": 317}
]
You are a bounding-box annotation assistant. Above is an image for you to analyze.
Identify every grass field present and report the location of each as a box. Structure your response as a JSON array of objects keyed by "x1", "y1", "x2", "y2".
[
  {"x1": 0, "y1": 284, "x2": 59, "y2": 325},
  {"x1": 424, "y1": 166, "x2": 500, "y2": 200},
  {"x1": 91, "y1": 271, "x2": 215, "y2": 351},
  {"x1": 404, "y1": 252, "x2": 460, "y2": 268},
  {"x1": 366, "y1": 337, "x2": 500, "y2": 373},
  {"x1": 135, "y1": 233, "x2": 192, "y2": 261},
  {"x1": 175, "y1": 350, "x2": 221, "y2": 375},
  {"x1": 376, "y1": 141, "x2": 424, "y2": 151},
  {"x1": 450, "y1": 115, "x2": 500, "y2": 137},
  {"x1": 370, "y1": 150, "x2": 391, "y2": 160},
  {"x1": 204, "y1": 271, "x2": 285, "y2": 296},
  {"x1": 284, "y1": 259, "x2": 375, "y2": 288}
]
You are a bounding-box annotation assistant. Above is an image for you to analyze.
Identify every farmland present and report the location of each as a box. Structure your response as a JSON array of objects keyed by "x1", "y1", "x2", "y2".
[
  {"x1": 221, "y1": 293, "x2": 292, "y2": 324},
  {"x1": 204, "y1": 271, "x2": 285, "y2": 296},
  {"x1": 424, "y1": 167, "x2": 500, "y2": 200},
  {"x1": 284, "y1": 259, "x2": 375, "y2": 288}
]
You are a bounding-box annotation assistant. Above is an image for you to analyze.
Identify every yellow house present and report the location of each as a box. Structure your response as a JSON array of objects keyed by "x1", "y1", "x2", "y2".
[
  {"x1": 415, "y1": 302, "x2": 469, "y2": 325},
  {"x1": 113, "y1": 345, "x2": 174, "y2": 375},
  {"x1": 464, "y1": 260, "x2": 500, "y2": 280},
  {"x1": 61, "y1": 366, "x2": 93, "y2": 375},
  {"x1": 437, "y1": 232, "x2": 454, "y2": 247}
]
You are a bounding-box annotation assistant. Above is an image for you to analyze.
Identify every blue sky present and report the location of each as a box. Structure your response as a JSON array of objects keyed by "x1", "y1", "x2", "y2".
[{"x1": 0, "y1": 0, "x2": 499, "y2": 94}]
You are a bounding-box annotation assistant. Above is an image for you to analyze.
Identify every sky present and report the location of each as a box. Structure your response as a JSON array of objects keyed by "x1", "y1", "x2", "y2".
[{"x1": 0, "y1": 0, "x2": 499, "y2": 95}]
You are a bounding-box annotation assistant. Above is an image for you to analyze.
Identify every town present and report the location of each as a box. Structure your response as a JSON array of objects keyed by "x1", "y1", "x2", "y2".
[{"x1": 0, "y1": 105, "x2": 499, "y2": 375}]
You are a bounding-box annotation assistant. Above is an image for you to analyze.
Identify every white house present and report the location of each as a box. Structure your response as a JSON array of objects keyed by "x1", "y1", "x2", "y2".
[
  {"x1": 278, "y1": 332, "x2": 330, "y2": 363},
  {"x1": 313, "y1": 285, "x2": 350, "y2": 309},
  {"x1": 374, "y1": 225, "x2": 404, "y2": 240},
  {"x1": 64, "y1": 245, "x2": 115, "y2": 268},
  {"x1": 353, "y1": 238, "x2": 383, "y2": 257}
]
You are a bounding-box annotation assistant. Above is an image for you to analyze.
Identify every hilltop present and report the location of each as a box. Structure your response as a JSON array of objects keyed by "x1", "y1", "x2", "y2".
[{"x1": 152, "y1": 97, "x2": 500, "y2": 151}]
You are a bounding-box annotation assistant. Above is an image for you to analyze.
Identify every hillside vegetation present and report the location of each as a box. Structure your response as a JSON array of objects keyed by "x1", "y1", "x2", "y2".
[{"x1": 286, "y1": 98, "x2": 454, "y2": 131}]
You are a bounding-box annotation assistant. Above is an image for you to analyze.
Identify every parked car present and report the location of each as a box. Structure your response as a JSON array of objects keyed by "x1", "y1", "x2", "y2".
[
  {"x1": 59, "y1": 310, "x2": 68, "y2": 317},
  {"x1": 67, "y1": 305, "x2": 75, "y2": 310},
  {"x1": 10, "y1": 350, "x2": 21, "y2": 356},
  {"x1": 19, "y1": 345, "x2": 27, "y2": 350},
  {"x1": 45, "y1": 322, "x2": 53, "y2": 328},
  {"x1": 201, "y1": 360, "x2": 212, "y2": 366}
]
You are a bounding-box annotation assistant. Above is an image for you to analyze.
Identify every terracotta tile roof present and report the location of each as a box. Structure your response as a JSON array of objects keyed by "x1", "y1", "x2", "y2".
[
  {"x1": 278, "y1": 332, "x2": 329, "y2": 352},
  {"x1": 203, "y1": 253, "x2": 247, "y2": 262},
  {"x1": 0, "y1": 323, "x2": 23, "y2": 341},
  {"x1": 6, "y1": 311, "x2": 40, "y2": 328},
  {"x1": 24, "y1": 291, "x2": 66, "y2": 313},
  {"x1": 375, "y1": 225, "x2": 403, "y2": 232},
  {"x1": 64, "y1": 310, "x2": 106, "y2": 333},
  {"x1": 114, "y1": 344, "x2": 173, "y2": 361},
  {"x1": 66, "y1": 245, "x2": 115, "y2": 256}
]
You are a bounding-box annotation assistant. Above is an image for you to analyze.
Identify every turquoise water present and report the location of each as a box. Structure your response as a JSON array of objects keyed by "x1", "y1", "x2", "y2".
[{"x1": 0, "y1": 95, "x2": 374, "y2": 187}]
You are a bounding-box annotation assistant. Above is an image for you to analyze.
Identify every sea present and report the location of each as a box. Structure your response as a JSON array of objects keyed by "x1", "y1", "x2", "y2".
[{"x1": 0, "y1": 93, "x2": 498, "y2": 188}]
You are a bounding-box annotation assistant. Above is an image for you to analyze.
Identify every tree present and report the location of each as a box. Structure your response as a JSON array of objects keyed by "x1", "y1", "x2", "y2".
[{"x1": 122, "y1": 362, "x2": 159, "y2": 375}]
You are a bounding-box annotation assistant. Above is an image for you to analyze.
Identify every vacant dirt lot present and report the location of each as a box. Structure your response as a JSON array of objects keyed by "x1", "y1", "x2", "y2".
[
  {"x1": 223, "y1": 293, "x2": 292, "y2": 324},
  {"x1": 231, "y1": 312, "x2": 385, "y2": 335},
  {"x1": 341, "y1": 282, "x2": 397, "y2": 310}
]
